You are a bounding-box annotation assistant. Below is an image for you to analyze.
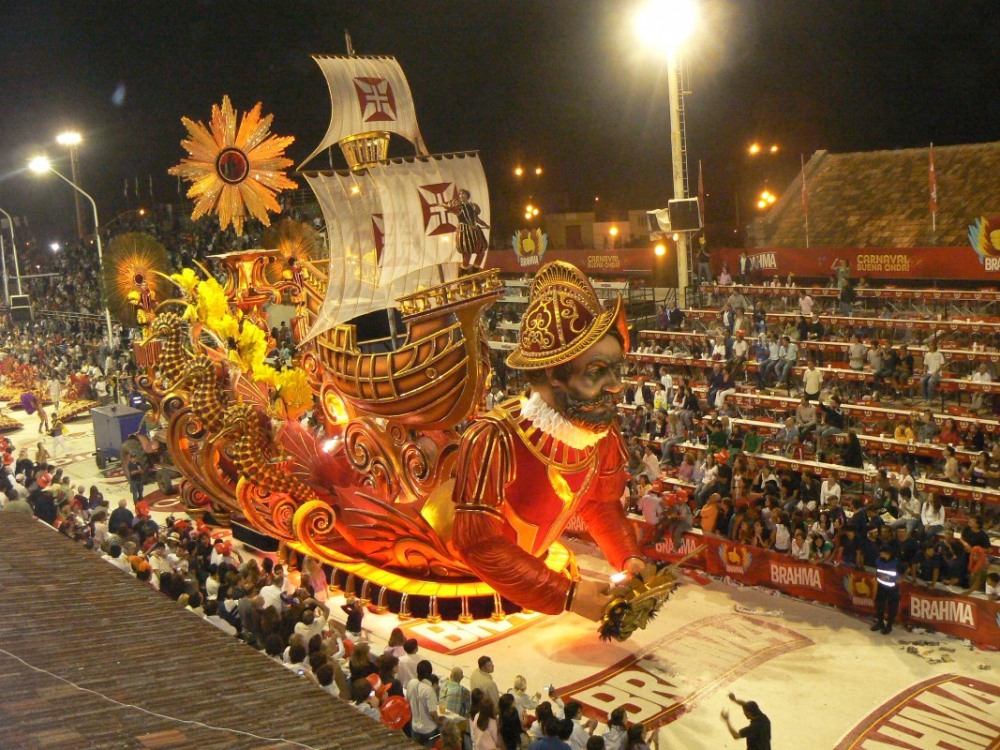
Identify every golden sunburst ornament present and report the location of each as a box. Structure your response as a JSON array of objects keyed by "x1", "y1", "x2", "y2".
[
  {"x1": 103, "y1": 232, "x2": 172, "y2": 325},
  {"x1": 168, "y1": 95, "x2": 296, "y2": 235},
  {"x1": 262, "y1": 219, "x2": 321, "y2": 285}
]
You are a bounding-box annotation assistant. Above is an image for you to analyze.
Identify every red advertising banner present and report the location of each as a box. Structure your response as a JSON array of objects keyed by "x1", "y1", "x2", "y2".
[
  {"x1": 561, "y1": 519, "x2": 1000, "y2": 650},
  {"x1": 486, "y1": 248, "x2": 656, "y2": 275},
  {"x1": 711, "y1": 246, "x2": 1000, "y2": 282}
]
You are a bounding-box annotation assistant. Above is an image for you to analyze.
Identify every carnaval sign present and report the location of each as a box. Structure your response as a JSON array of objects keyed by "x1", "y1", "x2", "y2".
[{"x1": 712, "y1": 244, "x2": 1000, "y2": 281}]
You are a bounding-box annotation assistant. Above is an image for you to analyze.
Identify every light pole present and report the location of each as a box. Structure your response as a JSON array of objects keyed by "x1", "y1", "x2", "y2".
[
  {"x1": 0, "y1": 206, "x2": 23, "y2": 297},
  {"x1": 56, "y1": 131, "x2": 86, "y2": 241},
  {"x1": 637, "y1": 0, "x2": 697, "y2": 305},
  {"x1": 29, "y1": 156, "x2": 115, "y2": 348}
]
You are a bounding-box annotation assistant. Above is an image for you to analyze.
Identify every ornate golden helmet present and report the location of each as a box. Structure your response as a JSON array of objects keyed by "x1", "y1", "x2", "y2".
[{"x1": 506, "y1": 261, "x2": 629, "y2": 371}]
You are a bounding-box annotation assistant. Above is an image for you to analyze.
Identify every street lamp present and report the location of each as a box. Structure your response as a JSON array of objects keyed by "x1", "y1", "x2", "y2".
[
  {"x1": 0, "y1": 208, "x2": 23, "y2": 301},
  {"x1": 514, "y1": 166, "x2": 524, "y2": 177},
  {"x1": 49, "y1": 242, "x2": 61, "y2": 252},
  {"x1": 56, "y1": 131, "x2": 86, "y2": 240},
  {"x1": 29, "y1": 155, "x2": 115, "y2": 348},
  {"x1": 636, "y1": 0, "x2": 697, "y2": 305}
]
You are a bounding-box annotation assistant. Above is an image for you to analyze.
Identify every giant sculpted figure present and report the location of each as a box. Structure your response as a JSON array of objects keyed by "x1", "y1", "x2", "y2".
[{"x1": 452, "y1": 262, "x2": 644, "y2": 620}]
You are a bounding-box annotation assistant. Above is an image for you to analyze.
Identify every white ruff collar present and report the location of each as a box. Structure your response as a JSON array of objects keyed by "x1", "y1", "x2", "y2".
[{"x1": 520, "y1": 392, "x2": 608, "y2": 450}]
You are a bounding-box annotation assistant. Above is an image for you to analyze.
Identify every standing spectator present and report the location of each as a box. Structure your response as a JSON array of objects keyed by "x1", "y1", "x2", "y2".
[
  {"x1": 738, "y1": 250, "x2": 751, "y2": 285},
  {"x1": 498, "y1": 694, "x2": 524, "y2": 750},
  {"x1": 472, "y1": 698, "x2": 499, "y2": 750},
  {"x1": 848, "y1": 334, "x2": 867, "y2": 371},
  {"x1": 340, "y1": 595, "x2": 365, "y2": 640},
  {"x1": 721, "y1": 693, "x2": 771, "y2": 750},
  {"x1": 397, "y1": 638, "x2": 421, "y2": 686},
  {"x1": 798, "y1": 290, "x2": 815, "y2": 317},
  {"x1": 695, "y1": 238, "x2": 711, "y2": 285},
  {"x1": 920, "y1": 341, "x2": 946, "y2": 403},
  {"x1": 126, "y1": 453, "x2": 144, "y2": 504},
  {"x1": 871, "y1": 544, "x2": 902, "y2": 635},
  {"x1": 801, "y1": 360, "x2": 823, "y2": 401},
  {"x1": 440, "y1": 667, "x2": 472, "y2": 718},
  {"x1": 471, "y1": 655, "x2": 501, "y2": 711},
  {"x1": 407, "y1": 660, "x2": 442, "y2": 746},
  {"x1": 109, "y1": 498, "x2": 134, "y2": 533}
]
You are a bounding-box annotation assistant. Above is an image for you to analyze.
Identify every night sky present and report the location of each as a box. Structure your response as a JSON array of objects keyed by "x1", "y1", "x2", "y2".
[{"x1": 2, "y1": 0, "x2": 999, "y2": 248}]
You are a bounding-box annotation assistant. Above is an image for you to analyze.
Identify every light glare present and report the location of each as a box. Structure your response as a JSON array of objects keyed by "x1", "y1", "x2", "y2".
[
  {"x1": 29, "y1": 156, "x2": 52, "y2": 173},
  {"x1": 56, "y1": 131, "x2": 82, "y2": 146},
  {"x1": 636, "y1": 0, "x2": 697, "y2": 51},
  {"x1": 654, "y1": 244, "x2": 667, "y2": 256}
]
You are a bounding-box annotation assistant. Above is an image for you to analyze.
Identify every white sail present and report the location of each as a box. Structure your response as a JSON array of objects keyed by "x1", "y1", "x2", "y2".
[
  {"x1": 303, "y1": 171, "x2": 445, "y2": 337},
  {"x1": 368, "y1": 152, "x2": 490, "y2": 288},
  {"x1": 302, "y1": 55, "x2": 427, "y2": 168}
]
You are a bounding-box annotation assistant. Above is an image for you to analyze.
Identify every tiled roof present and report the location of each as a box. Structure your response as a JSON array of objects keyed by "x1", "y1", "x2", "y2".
[
  {"x1": 748, "y1": 142, "x2": 1000, "y2": 248},
  {"x1": 0, "y1": 513, "x2": 417, "y2": 750}
]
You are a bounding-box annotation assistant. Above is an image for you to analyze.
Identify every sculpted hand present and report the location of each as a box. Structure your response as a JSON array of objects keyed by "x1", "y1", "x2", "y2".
[{"x1": 570, "y1": 578, "x2": 612, "y2": 621}]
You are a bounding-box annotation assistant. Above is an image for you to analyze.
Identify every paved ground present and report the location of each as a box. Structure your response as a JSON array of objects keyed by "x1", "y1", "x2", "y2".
[{"x1": 6, "y1": 412, "x2": 1000, "y2": 749}]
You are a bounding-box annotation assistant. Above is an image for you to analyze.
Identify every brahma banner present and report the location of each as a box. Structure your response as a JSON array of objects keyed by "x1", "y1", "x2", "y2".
[
  {"x1": 561, "y1": 518, "x2": 1000, "y2": 649},
  {"x1": 712, "y1": 245, "x2": 1000, "y2": 282}
]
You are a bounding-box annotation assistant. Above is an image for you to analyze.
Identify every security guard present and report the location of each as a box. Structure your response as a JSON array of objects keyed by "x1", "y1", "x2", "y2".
[{"x1": 871, "y1": 543, "x2": 902, "y2": 635}]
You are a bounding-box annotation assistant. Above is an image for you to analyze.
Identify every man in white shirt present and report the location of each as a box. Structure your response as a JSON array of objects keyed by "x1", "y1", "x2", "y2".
[
  {"x1": 294, "y1": 598, "x2": 330, "y2": 641},
  {"x1": 920, "y1": 341, "x2": 946, "y2": 403},
  {"x1": 397, "y1": 638, "x2": 421, "y2": 687},
  {"x1": 659, "y1": 366, "x2": 674, "y2": 404},
  {"x1": 406, "y1": 661, "x2": 443, "y2": 745},
  {"x1": 470, "y1": 655, "x2": 500, "y2": 710},
  {"x1": 798, "y1": 290, "x2": 815, "y2": 316},
  {"x1": 102, "y1": 544, "x2": 133, "y2": 574},
  {"x1": 203, "y1": 600, "x2": 238, "y2": 636},
  {"x1": 802, "y1": 360, "x2": 823, "y2": 401},
  {"x1": 259, "y1": 577, "x2": 284, "y2": 612},
  {"x1": 971, "y1": 363, "x2": 993, "y2": 411}
]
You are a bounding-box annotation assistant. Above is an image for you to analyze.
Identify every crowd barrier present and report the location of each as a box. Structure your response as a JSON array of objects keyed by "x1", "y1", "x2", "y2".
[{"x1": 562, "y1": 518, "x2": 1000, "y2": 650}]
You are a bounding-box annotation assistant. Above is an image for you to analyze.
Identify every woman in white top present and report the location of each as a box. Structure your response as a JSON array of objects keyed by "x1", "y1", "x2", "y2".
[
  {"x1": 819, "y1": 476, "x2": 841, "y2": 507},
  {"x1": 601, "y1": 707, "x2": 628, "y2": 750},
  {"x1": 921, "y1": 494, "x2": 947, "y2": 537},
  {"x1": 697, "y1": 454, "x2": 718, "y2": 489},
  {"x1": 471, "y1": 701, "x2": 499, "y2": 750},
  {"x1": 893, "y1": 464, "x2": 916, "y2": 498}
]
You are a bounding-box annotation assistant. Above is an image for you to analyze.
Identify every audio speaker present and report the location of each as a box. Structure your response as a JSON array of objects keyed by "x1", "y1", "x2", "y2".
[
  {"x1": 667, "y1": 198, "x2": 703, "y2": 232},
  {"x1": 9, "y1": 294, "x2": 31, "y2": 323}
]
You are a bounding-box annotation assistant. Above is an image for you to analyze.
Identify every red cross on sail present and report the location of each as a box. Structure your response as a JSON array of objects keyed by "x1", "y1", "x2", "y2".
[
  {"x1": 354, "y1": 77, "x2": 397, "y2": 123},
  {"x1": 417, "y1": 182, "x2": 459, "y2": 236},
  {"x1": 371, "y1": 213, "x2": 385, "y2": 263}
]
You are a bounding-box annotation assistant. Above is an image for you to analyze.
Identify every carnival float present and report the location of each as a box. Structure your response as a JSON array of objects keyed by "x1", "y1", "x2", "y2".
[{"x1": 122, "y1": 51, "x2": 680, "y2": 638}]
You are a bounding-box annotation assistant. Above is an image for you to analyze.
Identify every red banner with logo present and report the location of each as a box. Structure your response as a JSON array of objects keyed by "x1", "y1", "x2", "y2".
[
  {"x1": 562, "y1": 519, "x2": 1000, "y2": 650},
  {"x1": 486, "y1": 248, "x2": 656, "y2": 275},
  {"x1": 711, "y1": 246, "x2": 1000, "y2": 282}
]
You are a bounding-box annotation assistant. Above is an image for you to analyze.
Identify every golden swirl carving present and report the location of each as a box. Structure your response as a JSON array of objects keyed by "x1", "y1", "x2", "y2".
[
  {"x1": 343, "y1": 419, "x2": 398, "y2": 497},
  {"x1": 236, "y1": 478, "x2": 295, "y2": 541},
  {"x1": 399, "y1": 436, "x2": 459, "y2": 502},
  {"x1": 393, "y1": 537, "x2": 470, "y2": 579},
  {"x1": 292, "y1": 499, "x2": 341, "y2": 544}
]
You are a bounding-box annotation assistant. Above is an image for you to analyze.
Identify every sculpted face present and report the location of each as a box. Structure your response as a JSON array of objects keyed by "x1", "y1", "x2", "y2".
[{"x1": 549, "y1": 335, "x2": 624, "y2": 432}]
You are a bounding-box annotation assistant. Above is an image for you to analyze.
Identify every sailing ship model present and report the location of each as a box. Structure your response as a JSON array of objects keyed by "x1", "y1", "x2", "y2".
[{"x1": 139, "y1": 50, "x2": 520, "y2": 619}]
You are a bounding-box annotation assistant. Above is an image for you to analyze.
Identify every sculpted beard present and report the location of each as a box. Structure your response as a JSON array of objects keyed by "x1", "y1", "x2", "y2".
[{"x1": 553, "y1": 385, "x2": 619, "y2": 432}]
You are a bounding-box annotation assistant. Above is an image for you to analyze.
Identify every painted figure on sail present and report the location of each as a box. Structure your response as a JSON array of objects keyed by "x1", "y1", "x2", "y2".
[{"x1": 449, "y1": 187, "x2": 491, "y2": 274}]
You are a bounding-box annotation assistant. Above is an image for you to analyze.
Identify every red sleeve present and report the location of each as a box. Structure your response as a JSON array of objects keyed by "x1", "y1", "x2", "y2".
[
  {"x1": 452, "y1": 417, "x2": 571, "y2": 615},
  {"x1": 578, "y1": 428, "x2": 642, "y2": 571}
]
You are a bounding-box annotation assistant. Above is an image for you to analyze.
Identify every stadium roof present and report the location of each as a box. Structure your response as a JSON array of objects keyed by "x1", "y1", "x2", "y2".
[
  {"x1": 748, "y1": 142, "x2": 1000, "y2": 248},
  {"x1": 0, "y1": 513, "x2": 416, "y2": 750}
]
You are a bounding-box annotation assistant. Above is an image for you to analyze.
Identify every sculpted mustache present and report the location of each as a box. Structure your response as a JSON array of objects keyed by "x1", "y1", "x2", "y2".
[{"x1": 566, "y1": 392, "x2": 618, "y2": 412}]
